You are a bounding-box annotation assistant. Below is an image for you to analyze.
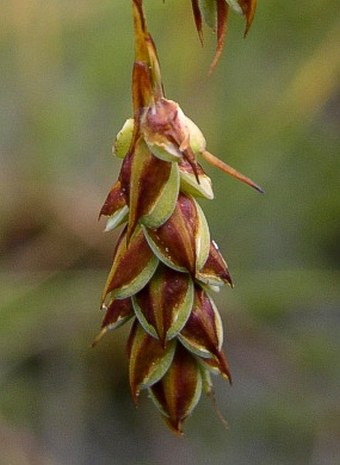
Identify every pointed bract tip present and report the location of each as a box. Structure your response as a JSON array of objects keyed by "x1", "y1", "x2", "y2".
[
  {"x1": 91, "y1": 328, "x2": 108, "y2": 348},
  {"x1": 253, "y1": 183, "x2": 265, "y2": 194},
  {"x1": 216, "y1": 351, "x2": 233, "y2": 385},
  {"x1": 206, "y1": 388, "x2": 230, "y2": 430},
  {"x1": 131, "y1": 389, "x2": 140, "y2": 407},
  {"x1": 166, "y1": 418, "x2": 184, "y2": 436},
  {"x1": 201, "y1": 150, "x2": 263, "y2": 193}
]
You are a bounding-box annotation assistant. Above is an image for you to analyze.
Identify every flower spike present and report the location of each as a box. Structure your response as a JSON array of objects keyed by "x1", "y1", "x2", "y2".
[{"x1": 94, "y1": 0, "x2": 261, "y2": 433}]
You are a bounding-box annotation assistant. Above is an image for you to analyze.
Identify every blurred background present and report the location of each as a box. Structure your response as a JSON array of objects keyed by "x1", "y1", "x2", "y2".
[{"x1": 0, "y1": 1, "x2": 339, "y2": 464}]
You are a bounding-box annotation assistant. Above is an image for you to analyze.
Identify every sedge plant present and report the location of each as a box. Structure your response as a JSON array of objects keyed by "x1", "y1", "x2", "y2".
[{"x1": 93, "y1": 0, "x2": 261, "y2": 434}]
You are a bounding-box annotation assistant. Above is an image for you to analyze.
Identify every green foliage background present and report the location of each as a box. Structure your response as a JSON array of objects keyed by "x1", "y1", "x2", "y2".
[{"x1": 0, "y1": 1, "x2": 339, "y2": 464}]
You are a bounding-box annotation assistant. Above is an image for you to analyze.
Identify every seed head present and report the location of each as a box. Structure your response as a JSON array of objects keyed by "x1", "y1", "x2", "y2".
[{"x1": 94, "y1": 0, "x2": 261, "y2": 433}]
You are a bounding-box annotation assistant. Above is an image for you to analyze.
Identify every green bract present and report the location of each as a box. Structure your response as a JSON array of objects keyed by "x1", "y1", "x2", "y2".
[{"x1": 113, "y1": 118, "x2": 134, "y2": 159}]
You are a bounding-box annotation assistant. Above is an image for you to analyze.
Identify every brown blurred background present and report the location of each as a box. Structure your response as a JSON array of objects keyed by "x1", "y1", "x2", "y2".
[{"x1": 1, "y1": 1, "x2": 339, "y2": 464}]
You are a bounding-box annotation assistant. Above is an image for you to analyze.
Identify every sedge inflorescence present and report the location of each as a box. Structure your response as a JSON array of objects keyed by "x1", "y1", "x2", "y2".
[{"x1": 93, "y1": 0, "x2": 260, "y2": 434}]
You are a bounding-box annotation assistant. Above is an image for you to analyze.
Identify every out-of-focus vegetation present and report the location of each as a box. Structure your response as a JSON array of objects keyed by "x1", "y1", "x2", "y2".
[{"x1": 0, "y1": 1, "x2": 339, "y2": 464}]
